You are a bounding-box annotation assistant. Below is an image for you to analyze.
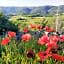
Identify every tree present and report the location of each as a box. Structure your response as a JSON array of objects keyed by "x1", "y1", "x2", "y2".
[{"x1": 0, "y1": 10, "x2": 18, "y2": 35}]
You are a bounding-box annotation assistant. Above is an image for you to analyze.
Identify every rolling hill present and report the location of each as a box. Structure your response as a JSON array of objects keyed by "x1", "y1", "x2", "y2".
[{"x1": 0, "y1": 5, "x2": 64, "y2": 16}]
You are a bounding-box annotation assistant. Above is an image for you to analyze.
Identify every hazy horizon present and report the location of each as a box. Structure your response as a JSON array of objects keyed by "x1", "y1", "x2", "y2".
[
  {"x1": 0, "y1": 5, "x2": 64, "y2": 7},
  {"x1": 0, "y1": 0, "x2": 64, "y2": 7}
]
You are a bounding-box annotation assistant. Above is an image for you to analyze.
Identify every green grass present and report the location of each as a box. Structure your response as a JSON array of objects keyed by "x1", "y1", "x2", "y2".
[{"x1": 9, "y1": 15, "x2": 64, "y2": 32}]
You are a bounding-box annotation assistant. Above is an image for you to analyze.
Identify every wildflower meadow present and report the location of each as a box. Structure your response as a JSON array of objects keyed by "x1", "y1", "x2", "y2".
[{"x1": 0, "y1": 24, "x2": 64, "y2": 64}]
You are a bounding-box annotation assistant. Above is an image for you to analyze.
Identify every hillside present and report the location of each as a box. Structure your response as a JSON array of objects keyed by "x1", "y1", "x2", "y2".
[{"x1": 0, "y1": 5, "x2": 64, "y2": 16}]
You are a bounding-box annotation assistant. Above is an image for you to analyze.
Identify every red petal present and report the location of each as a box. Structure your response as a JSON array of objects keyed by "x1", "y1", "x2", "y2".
[{"x1": 51, "y1": 54, "x2": 64, "y2": 62}]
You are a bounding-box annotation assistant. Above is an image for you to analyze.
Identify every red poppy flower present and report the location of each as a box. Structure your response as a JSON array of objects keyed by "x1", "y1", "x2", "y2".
[
  {"x1": 38, "y1": 35, "x2": 49, "y2": 45},
  {"x1": 38, "y1": 48, "x2": 51, "y2": 61},
  {"x1": 58, "y1": 36, "x2": 64, "y2": 42},
  {"x1": 50, "y1": 48, "x2": 58, "y2": 54},
  {"x1": 46, "y1": 36, "x2": 58, "y2": 48},
  {"x1": 22, "y1": 34, "x2": 31, "y2": 41},
  {"x1": 46, "y1": 42, "x2": 58, "y2": 48},
  {"x1": 51, "y1": 54, "x2": 64, "y2": 62},
  {"x1": 27, "y1": 49, "x2": 34, "y2": 58},
  {"x1": 23, "y1": 28, "x2": 28, "y2": 32},
  {"x1": 8, "y1": 31, "x2": 16, "y2": 37},
  {"x1": 47, "y1": 27, "x2": 54, "y2": 32},
  {"x1": 1, "y1": 37, "x2": 11, "y2": 45},
  {"x1": 30, "y1": 24, "x2": 36, "y2": 29},
  {"x1": 43, "y1": 26, "x2": 49, "y2": 30},
  {"x1": 50, "y1": 36, "x2": 58, "y2": 43},
  {"x1": 37, "y1": 25, "x2": 42, "y2": 30}
]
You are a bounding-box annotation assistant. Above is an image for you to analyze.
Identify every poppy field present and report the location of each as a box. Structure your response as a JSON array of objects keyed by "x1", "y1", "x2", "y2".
[{"x1": 0, "y1": 24, "x2": 64, "y2": 64}]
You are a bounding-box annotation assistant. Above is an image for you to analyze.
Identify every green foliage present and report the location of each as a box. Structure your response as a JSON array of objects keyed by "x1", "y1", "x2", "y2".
[{"x1": 0, "y1": 11, "x2": 18, "y2": 34}]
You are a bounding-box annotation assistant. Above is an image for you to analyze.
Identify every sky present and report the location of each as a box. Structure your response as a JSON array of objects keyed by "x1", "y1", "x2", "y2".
[{"x1": 0, "y1": 0, "x2": 64, "y2": 7}]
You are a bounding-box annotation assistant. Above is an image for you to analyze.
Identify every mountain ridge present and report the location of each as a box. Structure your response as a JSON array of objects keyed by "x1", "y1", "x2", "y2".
[{"x1": 0, "y1": 5, "x2": 64, "y2": 16}]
